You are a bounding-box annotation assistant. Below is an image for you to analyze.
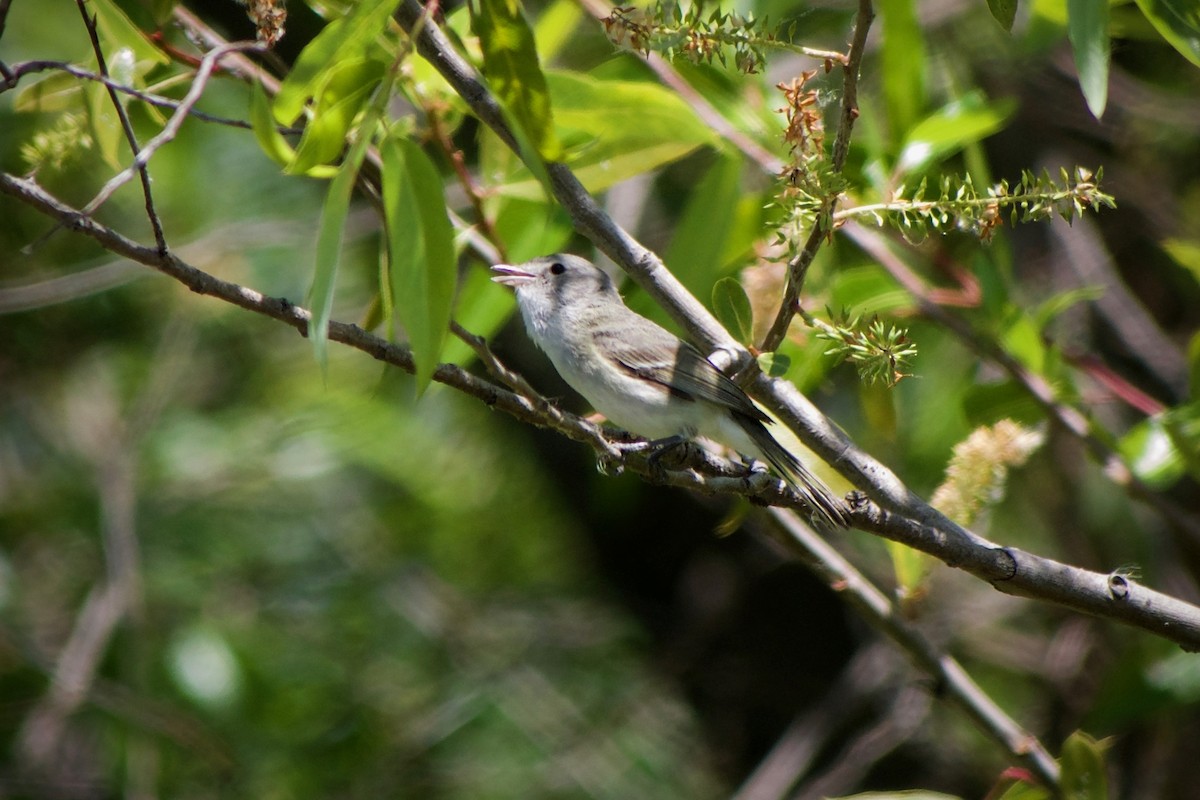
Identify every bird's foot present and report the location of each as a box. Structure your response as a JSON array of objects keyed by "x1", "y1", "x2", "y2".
[{"x1": 628, "y1": 435, "x2": 690, "y2": 482}]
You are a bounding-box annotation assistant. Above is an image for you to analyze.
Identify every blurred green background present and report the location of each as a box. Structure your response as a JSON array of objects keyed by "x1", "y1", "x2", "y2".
[{"x1": 2, "y1": 0, "x2": 1199, "y2": 797}]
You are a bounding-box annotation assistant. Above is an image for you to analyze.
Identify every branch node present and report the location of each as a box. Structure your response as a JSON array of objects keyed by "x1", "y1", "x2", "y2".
[{"x1": 995, "y1": 547, "x2": 1019, "y2": 581}]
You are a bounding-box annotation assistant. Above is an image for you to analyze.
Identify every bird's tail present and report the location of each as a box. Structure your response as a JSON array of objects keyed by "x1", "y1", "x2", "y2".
[{"x1": 739, "y1": 417, "x2": 850, "y2": 529}]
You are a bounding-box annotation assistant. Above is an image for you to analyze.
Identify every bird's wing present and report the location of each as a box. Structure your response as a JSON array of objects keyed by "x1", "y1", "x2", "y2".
[{"x1": 596, "y1": 318, "x2": 770, "y2": 423}]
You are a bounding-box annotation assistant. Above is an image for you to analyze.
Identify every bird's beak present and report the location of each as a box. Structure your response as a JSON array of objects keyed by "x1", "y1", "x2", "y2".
[{"x1": 490, "y1": 264, "x2": 536, "y2": 287}]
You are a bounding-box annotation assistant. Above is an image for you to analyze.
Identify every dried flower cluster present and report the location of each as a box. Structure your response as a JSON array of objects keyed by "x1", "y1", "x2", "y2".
[{"x1": 242, "y1": 0, "x2": 287, "y2": 47}]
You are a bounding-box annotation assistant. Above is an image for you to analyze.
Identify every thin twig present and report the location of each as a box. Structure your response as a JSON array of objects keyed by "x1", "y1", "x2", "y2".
[
  {"x1": 758, "y1": 0, "x2": 874, "y2": 354},
  {"x1": 74, "y1": 41, "x2": 262, "y2": 223},
  {"x1": 76, "y1": 0, "x2": 168, "y2": 253},
  {"x1": 761, "y1": 507, "x2": 1062, "y2": 786},
  {"x1": 6, "y1": 170, "x2": 1200, "y2": 654},
  {"x1": 732, "y1": 645, "x2": 901, "y2": 800},
  {"x1": 427, "y1": 106, "x2": 507, "y2": 261},
  {"x1": 0, "y1": 59, "x2": 298, "y2": 131},
  {"x1": 841, "y1": 220, "x2": 1200, "y2": 554},
  {"x1": 450, "y1": 320, "x2": 542, "y2": 400}
]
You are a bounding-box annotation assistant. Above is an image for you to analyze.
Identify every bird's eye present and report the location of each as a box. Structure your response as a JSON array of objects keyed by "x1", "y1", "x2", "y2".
[{"x1": 549, "y1": 262, "x2": 565, "y2": 275}]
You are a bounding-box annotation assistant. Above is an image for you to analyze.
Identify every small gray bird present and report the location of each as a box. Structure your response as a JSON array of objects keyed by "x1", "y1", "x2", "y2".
[{"x1": 492, "y1": 254, "x2": 848, "y2": 528}]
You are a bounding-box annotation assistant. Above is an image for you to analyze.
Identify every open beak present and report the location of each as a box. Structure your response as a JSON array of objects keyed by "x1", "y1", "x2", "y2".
[{"x1": 491, "y1": 264, "x2": 536, "y2": 287}]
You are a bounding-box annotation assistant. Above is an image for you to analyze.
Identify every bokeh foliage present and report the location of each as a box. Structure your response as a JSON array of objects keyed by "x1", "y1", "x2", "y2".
[{"x1": 2, "y1": 0, "x2": 1199, "y2": 797}]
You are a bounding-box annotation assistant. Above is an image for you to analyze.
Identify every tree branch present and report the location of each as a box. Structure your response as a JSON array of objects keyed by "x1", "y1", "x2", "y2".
[
  {"x1": 758, "y1": 0, "x2": 874, "y2": 353},
  {"x1": 841, "y1": 220, "x2": 1200, "y2": 554},
  {"x1": 75, "y1": 0, "x2": 167, "y2": 253},
  {"x1": 760, "y1": 508, "x2": 1062, "y2": 786},
  {"x1": 5, "y1": 170, "x2": 1200, "y2": 655},
  {"x1": 0, "y1": 59, "x2": 296, "y2": 131},
  {"x1": 74, "y1": 41, "x2": 262, "y2": 223}
]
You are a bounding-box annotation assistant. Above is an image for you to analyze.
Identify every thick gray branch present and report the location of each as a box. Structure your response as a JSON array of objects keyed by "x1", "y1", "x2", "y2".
[{"x1": 5, "y1": 170, "x2": 1200, "y2": 653}]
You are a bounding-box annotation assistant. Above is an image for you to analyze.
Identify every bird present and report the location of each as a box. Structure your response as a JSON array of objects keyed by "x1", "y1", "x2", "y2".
[{"x1": 492, "y1": 253, "x2": 848, "y2": 529}]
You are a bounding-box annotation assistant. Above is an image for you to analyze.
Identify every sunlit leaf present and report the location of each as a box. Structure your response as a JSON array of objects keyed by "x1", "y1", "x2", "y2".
[
  {"x1": 14, "y1": 72, "x2": 83, "y2": 112},
  {"x1": 311, "y1": 152, "x2": 359, "y2": 371},
  {"x1": 381, "y1": 137, "x2": 457, "y2": 395},
  {"x1": 665, "y1": 153, "x2": 744, "y2": 298},
  {"x1": 1031, "y1": 284, "x2": 1105, "y2": 330},
  {"x1": 830, "y1": 265, "x2": 911, "y2": 316},
  {"x1": 989, "y1": 0, "x2": 1020, "y2": 31},
  {"x1": 1134, "y1": 0, "x2": 1200, "y2": 66},
  {"x1": 712, "y1": 277, "x2": 754, "y2": 344},
  {"x1": 499, "y1": 71, "x2": 719, "y2": 198},
  {"x1": 250, "y1": 81, "x2": 297, "y2": 168},
  {"x1": 1120, "y1": 403, "x2": 1200, "y2": 487},
  {"x1": 85, "y1": 81, "x2": 122, "y2": 171},
  {"x1": 273, "y1": 0, "x2": 395, "y2": 125},
  {"x1": 308, "y1": 71, "x2": 392, "y2": 369},
  {"x1": 756, "y1": 352, "x2": 791, "y2": 377},
  {"x1": 896, "y1": 92, "x2": 1016, "y2": 175},
  {"x1": 287, "y1": 56, "x2": 386, "y2": 174},
  {"x1": 1068, "y1": 0, "x2": 1110, "y2": 118},
  {"x1": 962, "y1": 380, "x2": 1043, "y2": 426},
  {"x1": 1059, "y1": 731, "x2": 1110, "y2": 800},
  {"x1": 879, "y1": 0, "x2": 927, "y2": 138},
  {"x1": 89, "y1": 0, "x2": 169, "y2": 69},
  {"x1": 473, "y1": 0, "x2": 562, "y2": 162}
]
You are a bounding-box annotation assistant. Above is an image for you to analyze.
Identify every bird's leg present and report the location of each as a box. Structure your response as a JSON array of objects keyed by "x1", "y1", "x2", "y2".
[{"x1": 618, "y1": 435, "x2": 693, "y2": 482}]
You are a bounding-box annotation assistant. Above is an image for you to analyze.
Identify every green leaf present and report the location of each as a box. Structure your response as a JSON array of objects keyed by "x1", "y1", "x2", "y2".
[
  {"x1": 756, "y1": 352, "x2": 791, "y2": 377},
  {"x1": 1119, "y1": 403, "x2": 1200, "y2": 487},
  {"x1": 995, "y1": 779, "x2": 1052, "y2": 800},
  {"x1": 381, "y1": 137, "x2": 458, "y2": 395},
  {"x1": 830, "y1": 265, "x2": 910, "y2": 316},
  {"x1": 887, "y1": 539, "x2": 932, "y2": 599},
  {"x1": 533, "y1": 0, "x2": 585, "y2": 61},
  {"x1": 273, "y1": 0, "x2": 396, "y2": 125},
  {"x1": 1001, "y1": 311, "x2": 1047, "y2": 374},
  {"x1": 286, "y1": 56, "x2": 386, "y2": 175},
  {"x1": 1190, "y1": 330, "x2": 1200, "y2": 399},
  {"x1": 712, "y1": 277, "x2": 754, "y2": 344},
  {"x1": 14, "y1": 72, "x2": 84, "y2": 112},
  {"x1": 89, "y1": 0, "x2": 170, "y2": 69},
  {"x1": 962, "y1": 381, "x2": 1044, "y2": 426},
  {"x1": 473, "y1": 0, "x2": 562, "y2": 162},
  {"x1": 491, "y1": 195, "x2": 575, "y2": 263},
  {"x1": 879, "y1": 0, "x2": 927, "y2": 138},
  {"x1": 499, "y1": 71, "x2": 719, "y2": 198},
  {"x1": 1068, "y1": 0, "x2": 1111, "y2": 118},
  {"x1": 988, "y1": 0, "x2": 1020, "y2": 31},
  {"x1": 1031, "y1": 284, "x2": 1105, "y2": 330},
  {"x1": 250, "y1": 81, "x2": 297, "y2": 169},
  {"x1": 1059, "y1": 730, "x2": 1110, "y2": 800},
  {"x1": 1163, "y1": 237, "x2": 1200, "y2": 285},
  {"x1": 85, "y1": 81, "x2": 122, "y2": 171},
  {"x1": 1146, "y1": 649, "x2": 1200, "y2": 703},
  {"x1": 307, "y1": 70, "x2": 394, "y2": 370},
  {"x1": 311, "y1": 153, "x2": 359, "y2": 371},
  {"x1": 1133, "y1": 0, "x2": 1200, "y2": 66},
  {"x1": 896, "y1": 92, "x2": 1016, "y2": 175},
  {"x1": 665, "y1": 153, "x2": 744, "y2": 298}
]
